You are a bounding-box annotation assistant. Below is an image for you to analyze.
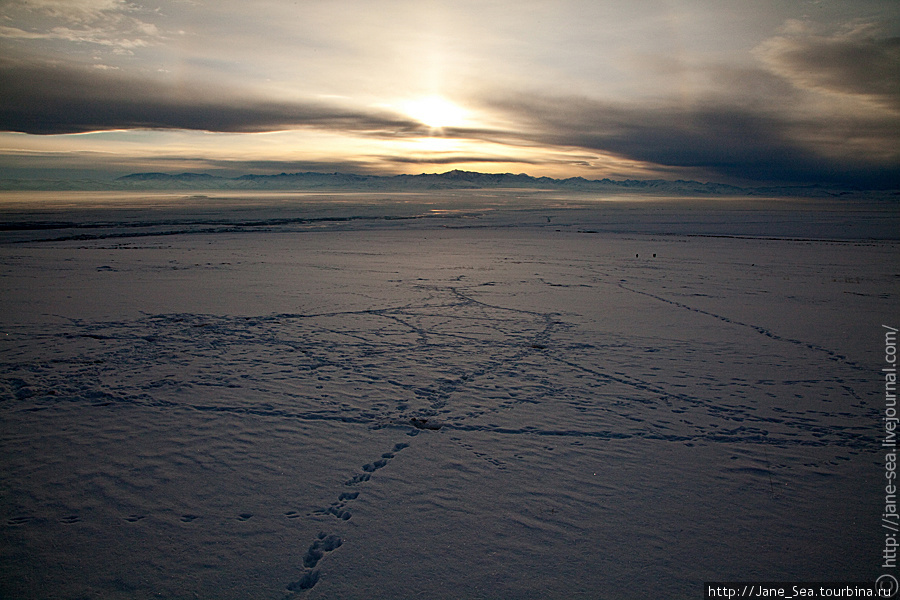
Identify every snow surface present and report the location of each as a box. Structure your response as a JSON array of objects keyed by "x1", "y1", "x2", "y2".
[{"x1": 0, "y1": 190, "x2": 898, "y2": 599}]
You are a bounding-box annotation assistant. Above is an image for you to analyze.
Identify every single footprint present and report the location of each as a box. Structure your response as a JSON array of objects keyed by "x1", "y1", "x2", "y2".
[
  {"x1": 410, "y1": 417, "x2": 442, "y2": 430},
  {"x1": 124, "y1": 515, "x2": 146, "y2": 523},
  {"x1": 180, "y1": 514, "x2": 199, "y2": 523},
  {"x1": 237, "y1": 513, "x2": 253, "y2": 521},
  {"x1": 286, "y1": 570, "x2": 320, "y2": 591},
  {"x1": 345, "y1": 473, "x2": 370, "y2": 486},
  {"x1": 325, "y1": 506, "x2": 351, "y2": 520},
  {"x1": 60, "y1": 515, "x2": 81, "y2": 524},
  {"x1": 303, "y1": 532, "x2": 343, "y2": 569}
]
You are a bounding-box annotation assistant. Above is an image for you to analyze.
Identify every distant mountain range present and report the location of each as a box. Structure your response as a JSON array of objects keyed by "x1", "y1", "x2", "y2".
[
  {"x1": 1, "y1": 169, "x2": 894, "y2": 197},
  {"x1": 115, "y1": 170, "x2": 755, "y2": 194}
]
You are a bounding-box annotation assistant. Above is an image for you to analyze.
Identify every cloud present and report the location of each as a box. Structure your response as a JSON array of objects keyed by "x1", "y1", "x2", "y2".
[
  {"x1": 0, "y1": 61, "x2": 426, "y2": 135},
  {"x1": 377, "y1": 155, "x2": 540, "y2": 165},
  {"x1": 1, "y1": 0, "x2": 162, "y2": 51},
  {"x1": 463, "y1": 19, "x2": 900, "y2": 188},
  {"x1": 0, "y1": 23, "x2": 155, "y2": 48},
  {"x1": 0, "y1": 149, "x2": 394, "y2": 178},
  {"x1": 480, "y1": 89, "x2": 900, "y2": 187},
  {"x1": 188, "y1": 158, "x2": 388, "y2": 176},
  {"x1": 13, "y1": 0, "x2": 127, "y2": 22},
  {"x1": 1, "y1": 10, "x2": 897, "y2": 189},
  {"x1": 754, "y1": 21, "x2": 900, "y2": 110},
  {"x1": 4, "y1": 56, "x2": 895, "y2": 187}
]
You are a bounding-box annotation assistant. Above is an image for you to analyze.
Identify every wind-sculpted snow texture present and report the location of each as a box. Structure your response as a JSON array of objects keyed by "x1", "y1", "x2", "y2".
[{"x1": 0, "y1": 192, "x2": 897, "y2": 599}]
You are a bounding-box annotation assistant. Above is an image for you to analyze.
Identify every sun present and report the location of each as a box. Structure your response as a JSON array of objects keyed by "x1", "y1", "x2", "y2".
[{"x1": 402, "y1": 96, "x2": 468, "y2": 129}]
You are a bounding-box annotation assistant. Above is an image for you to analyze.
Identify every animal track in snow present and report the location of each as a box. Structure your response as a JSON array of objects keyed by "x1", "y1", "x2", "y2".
[
  {"x1": 289, "y1": 440, "x2": 411, "y2": 592},
  {"x1": 312, "y1": 441, "x2": 411, "y2": 522},
  {"x1": 450, "y1": 436, "x2": 507, "y2": 470}
]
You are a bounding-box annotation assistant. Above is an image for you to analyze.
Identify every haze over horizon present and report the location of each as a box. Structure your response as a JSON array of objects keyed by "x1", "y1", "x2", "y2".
[{"x1": 1, "y1": 0, "x2": 898, "y2": 189}]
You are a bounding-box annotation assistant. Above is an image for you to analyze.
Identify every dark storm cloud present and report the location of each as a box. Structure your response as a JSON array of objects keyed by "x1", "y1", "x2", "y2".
[
  {"x1": 483, "y1": 87, "x2": 900, "y2": 187},
  {"x1": 0, "y1": 61, "x2": 424, "y2": 135},
  {"x1": 755, "y1": 25, "x2": 900, "y2": 109},
  {"x1": 467, "y1": 24, "x2": 900, "y2": 188},
  {"x1": 0, "y1": 150, "x2": 391, "y2": 178}
]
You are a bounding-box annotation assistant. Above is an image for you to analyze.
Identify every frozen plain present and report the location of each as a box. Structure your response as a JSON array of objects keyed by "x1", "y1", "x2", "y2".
[{"x1": 0, "y1": 190, "x2": 898, "y2": 599}]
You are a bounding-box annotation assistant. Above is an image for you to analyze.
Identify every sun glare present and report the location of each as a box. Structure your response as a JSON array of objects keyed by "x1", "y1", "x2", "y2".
[{"x1": 402, "y1": 96, "x2": 468, "y2": 129}]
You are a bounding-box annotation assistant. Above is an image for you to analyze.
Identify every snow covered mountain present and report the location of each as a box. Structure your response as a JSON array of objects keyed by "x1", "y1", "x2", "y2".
[{"x1": 2, "y1": 169, "x2": 894, "y2": 196}]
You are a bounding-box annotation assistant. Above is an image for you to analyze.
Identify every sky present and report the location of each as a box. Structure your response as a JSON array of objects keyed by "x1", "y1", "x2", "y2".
[{"x1": 0, "y1": 0, "x2": 898, "y2": 187}]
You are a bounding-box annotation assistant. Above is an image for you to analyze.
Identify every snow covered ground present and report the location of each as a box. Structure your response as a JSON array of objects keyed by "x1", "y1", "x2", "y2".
[{"x1": 1, "y1": 190, "x2": 898, "y2": 599}]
